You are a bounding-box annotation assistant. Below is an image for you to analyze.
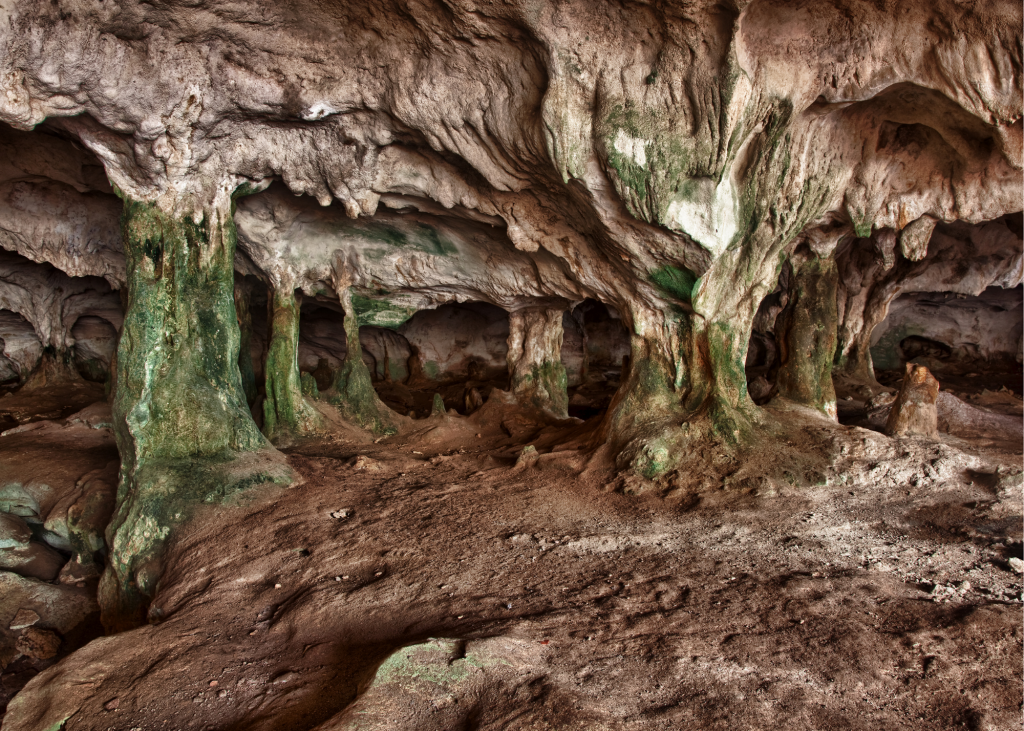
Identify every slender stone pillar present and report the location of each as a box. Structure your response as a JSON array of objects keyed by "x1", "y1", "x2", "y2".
[
  {"x1": 507, "y1": 307, "x2": 568, "y2": 417},
  {"x1": 262, "y1": 282, "x2": 321, "y2": 443},
  {"x1": 329, "y1": 286, "x2": 397, "y2": 435}
]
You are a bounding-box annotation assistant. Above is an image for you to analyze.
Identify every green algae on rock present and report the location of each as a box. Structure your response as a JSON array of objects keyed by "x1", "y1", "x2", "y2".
[
  {"x1": 103, "y1": 199, "x2": 293, "y2": 630},
  {"x1": 262, "y1": 283, "x2": 322, "y2": 444}
]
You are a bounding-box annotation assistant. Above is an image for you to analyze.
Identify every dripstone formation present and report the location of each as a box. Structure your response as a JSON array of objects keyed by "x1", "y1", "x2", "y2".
[{"x1": 0, "y1": 1, "x2": 1021, "y2": 729}]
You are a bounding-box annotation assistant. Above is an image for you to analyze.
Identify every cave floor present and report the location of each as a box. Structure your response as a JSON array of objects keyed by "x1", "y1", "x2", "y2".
[{"x1": 1, "y1": 396, "x2": 1022, "y2": 731}]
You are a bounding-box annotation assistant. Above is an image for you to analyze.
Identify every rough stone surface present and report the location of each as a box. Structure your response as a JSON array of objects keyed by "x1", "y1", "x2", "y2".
[
  {"x1": 507, "y1": 307, "x2": 569, "y2": 418},
  {"x1": 0, "y1": 0, "x2": 1020, "y2": 725},
  {"x1": 14, "y1": 628, "x2": 60, "y2": 661},
  {"x1": 885, "y1": 363, "x2": 940, "y2": 438}
]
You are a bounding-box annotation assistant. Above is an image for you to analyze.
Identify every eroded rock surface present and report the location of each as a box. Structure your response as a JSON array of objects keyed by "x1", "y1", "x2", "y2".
[{"x1": 0, "y1": 0, "x2": 1020, "y2": 727}]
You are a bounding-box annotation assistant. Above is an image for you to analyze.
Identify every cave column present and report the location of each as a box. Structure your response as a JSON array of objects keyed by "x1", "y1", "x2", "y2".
[
  {"x1": 834, "y1": 229, "x2": 909, "y2": 390},
  {"x1": 233, "y1": 278, "x2": 258, "y2": 407},
  {"x1": 329, "y1": 285, "x2": 397, "y2": 435},
  {"x1": 598, "y1": 305, "x2": 687, "y2": 475},
  {"x1": 600, "y1": 245, "x2": 792, "y2": 476},
  {"x1": 506, "y1": 306, "x2": 570, "y2": 418},
  {"x1": 103, "y1": 197, "x2": 292, "y2": 630},
  {"x1": 261, "y1": 279, "x2": 321, "y2": 443},
  {"x1": 774, "y1": 253, "x2": 839, "y2": 419}
]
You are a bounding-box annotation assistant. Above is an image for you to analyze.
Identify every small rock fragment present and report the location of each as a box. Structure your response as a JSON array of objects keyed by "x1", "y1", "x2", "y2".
[
  {"x1": 884, "y1": 363, "x2": 939, "y2": 437},
  {"x1": 104, "y1": 698, "x2": 120, "y2": 711},
  {"x1": 1008, "y1": 557, "x2": 1024, "y2": 574},
  {"x1": 350, "y1": 455, "x2": 382, "y2": 471},
  {"x1": 514, "y1": 444, "x2": 539, "y2": 470},
  {"x1": 330, "y1": 509, "x2": 353, "y2": 520},
  {"x1": 16, "y1": 627, "x2": 61, "y2": 659},
  {"x1": 9, "y1": 608, "x2": 39, "y2": 630}
]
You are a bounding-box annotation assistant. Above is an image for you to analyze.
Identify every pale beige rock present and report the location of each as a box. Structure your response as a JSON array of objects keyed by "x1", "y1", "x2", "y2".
[
  {"x1": 9, "y1": 608, "x2": 39, "y2": 630},
  {"x1": 885, "y1": 363, "x2": 940, "y2": 437}
]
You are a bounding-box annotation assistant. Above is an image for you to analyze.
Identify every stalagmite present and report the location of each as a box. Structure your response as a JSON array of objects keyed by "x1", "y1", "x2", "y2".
[{"x1": 885, "y1": 363, "x2": 940, "y2": 437}]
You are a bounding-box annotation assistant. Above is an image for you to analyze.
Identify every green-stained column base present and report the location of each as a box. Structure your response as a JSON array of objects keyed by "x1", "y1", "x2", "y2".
[
  {"x1": 597, "y1": 307, "x2": 690, "y2": 477},
  {"x1": 599, "y1": 304, "x2": 766, "y2": 479},
  {"x1": 328, "y1": 287, "x2": 398, "y2": 436},
  {"x1": 507, "y1": 307, "x2": 569, "y2": 418},
  {"x1": 775, "y1": 256, "x2": 839, "y2": 418},
  {"x1": 262, "y1": 283, "x2": 322, "y2": 444},
  {"x1": 103, "y1": 198, "x2": 293, "y2": 631}
]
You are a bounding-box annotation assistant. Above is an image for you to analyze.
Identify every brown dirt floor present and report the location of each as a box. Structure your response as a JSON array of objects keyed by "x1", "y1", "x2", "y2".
[{"x1": 0, "y1": 388, "x2": 1021, "y2": 730}]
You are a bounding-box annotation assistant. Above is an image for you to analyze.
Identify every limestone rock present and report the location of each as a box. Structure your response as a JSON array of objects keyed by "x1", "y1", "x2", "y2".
[
  {"x1": 0, "y1": 512, "x2": 32, "y2": 550},
  {"x1": 0, "y1": 540, "x2": 66, "y2": 582},
  {"x1": 884, "y1": 364, "x2": 940, "y2": 437},
  {"x1": 8, "y1": 608, "x2": 39, "y2": 630},
  {"x1": 16, "y1": 627, "x2": 61, "y2": 660}
]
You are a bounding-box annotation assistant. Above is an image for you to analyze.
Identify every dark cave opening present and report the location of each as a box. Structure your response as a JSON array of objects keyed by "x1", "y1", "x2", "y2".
[
  {"x1": 0, "y1": 309, "x2": 40, "y2": 390},
  {"x1": 70, "y1": 315, "x2": 119, "y2": 384},
  {"x1": 379, "y1": 300, "x2": 511, "y2": 418}
]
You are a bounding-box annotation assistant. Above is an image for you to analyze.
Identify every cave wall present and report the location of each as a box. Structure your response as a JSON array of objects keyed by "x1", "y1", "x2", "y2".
[{"x1": 871, "y1": 286, "x2": 1024, "y2": 373}]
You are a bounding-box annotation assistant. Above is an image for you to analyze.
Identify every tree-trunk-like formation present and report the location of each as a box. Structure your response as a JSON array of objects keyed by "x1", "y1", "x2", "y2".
[
  {"x1": 507, "y1": 307, "x2": 569, "y2": 418},
  {"x1": 103, "y1": 199, "x2": 293, "y2": 629}
]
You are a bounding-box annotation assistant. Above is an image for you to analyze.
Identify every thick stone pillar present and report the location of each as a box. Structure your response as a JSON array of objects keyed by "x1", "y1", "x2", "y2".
[
  {"x1": 775, "y1": 255, "x2": 839, "y2": 419},
  {"x1": 102, "y1": 199, "x2": 292, "y2": 630},
  {"x1": 262, "y1": 283, "x2": 321, "y2": 443},
  {"x1": 329, "y1": 287, "x2": 397, "y2": 435},
  {"x1": 506, "y1": 307, "x2": 568, "y2": 417}
]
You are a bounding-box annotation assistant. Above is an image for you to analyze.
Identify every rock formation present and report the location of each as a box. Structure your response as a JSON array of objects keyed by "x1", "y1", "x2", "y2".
[
  {"x1": 884, "y1": 362, "x2": 940, "y2": 437},
  {"x1": 0, "y1": 0, "x2": 1020, "y2": 727}
]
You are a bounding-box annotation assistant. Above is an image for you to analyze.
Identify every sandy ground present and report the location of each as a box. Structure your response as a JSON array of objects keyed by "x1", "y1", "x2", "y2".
[{"x1": 0, "y1": 387, "x2": 1021, "y2": 731}]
